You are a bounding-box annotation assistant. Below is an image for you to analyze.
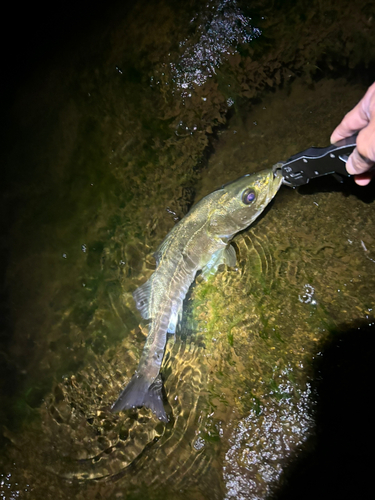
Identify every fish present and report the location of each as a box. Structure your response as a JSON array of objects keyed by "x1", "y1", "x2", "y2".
[{"x1": 111, "y1": 168, "x2": 282, "y2": 422}]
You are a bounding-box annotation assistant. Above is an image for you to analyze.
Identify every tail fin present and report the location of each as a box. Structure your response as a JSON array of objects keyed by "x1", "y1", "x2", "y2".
[{"x1": 111, "y1": 374, "x2": 168, "y2": 422}]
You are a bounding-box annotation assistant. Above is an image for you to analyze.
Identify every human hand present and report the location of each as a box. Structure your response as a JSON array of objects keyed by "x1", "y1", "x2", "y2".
[{"x1": 330, "y1": 82, "x2": 375, "y2": 186}]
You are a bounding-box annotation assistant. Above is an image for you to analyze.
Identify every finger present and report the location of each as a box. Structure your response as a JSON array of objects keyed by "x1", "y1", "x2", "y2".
[
  {"x1": 353, "y1": 171, "x2": 375, "y2": 186},
  {"x1": 346, "y1": 148, "x2": 374, "y2": 176},
  {"x1": 345, "y1": 120, "x2": 375, "y2": 175},
  {"x1": 330, "y1": 102, "x2": 369, "y2": 143},
  {"x1": 330, "y1": 82, "x2": 375, "y2": 143},
  {"x1": 356, "y1": 114, "x2": 375, "y2": 162}
]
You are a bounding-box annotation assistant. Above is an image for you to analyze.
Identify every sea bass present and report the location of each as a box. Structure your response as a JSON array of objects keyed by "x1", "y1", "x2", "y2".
[{"x1": 111, "y1": 168, "x2": 282, "y2": 421}]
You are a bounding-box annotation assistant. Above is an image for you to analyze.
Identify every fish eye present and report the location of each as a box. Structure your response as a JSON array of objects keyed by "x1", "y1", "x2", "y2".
[{"x1": 242, "y1": 188, "x2": 256, "y2": 205}]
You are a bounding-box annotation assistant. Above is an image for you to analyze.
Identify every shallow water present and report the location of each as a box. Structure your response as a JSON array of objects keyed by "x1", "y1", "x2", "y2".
[{"x1": 1, "y1": 0, "x2": 375, "y2": 499}]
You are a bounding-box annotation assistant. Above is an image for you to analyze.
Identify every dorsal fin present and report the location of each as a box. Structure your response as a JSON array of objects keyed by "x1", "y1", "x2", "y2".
[{"x1": 133, "y1": 279, "x2": 152, "y2": 319}]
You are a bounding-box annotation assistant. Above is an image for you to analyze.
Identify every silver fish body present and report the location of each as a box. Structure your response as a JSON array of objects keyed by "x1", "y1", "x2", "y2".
[{"x1": 111, "y1": 168, "x2": 282, "y2": 421}]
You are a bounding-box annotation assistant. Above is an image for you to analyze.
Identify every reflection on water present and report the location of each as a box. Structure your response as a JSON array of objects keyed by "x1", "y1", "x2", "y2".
[
  {"x1": 224, "y1": 380, "x2": 313, "y2": 500},
  {"x1": 167, "y1": 0, "x2": 261, "y2": 92},
  {"x1": 1, "y1": 0, "x2": 375, "y2": 499}
]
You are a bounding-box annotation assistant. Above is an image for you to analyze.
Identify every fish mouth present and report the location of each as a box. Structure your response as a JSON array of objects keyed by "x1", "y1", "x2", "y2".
[
  {"x1": 272, "y1": 163, "x2": 283, "y2": 181},
  {"x1": 269, "y1": 166, "x2": 283, "y2": 198}
]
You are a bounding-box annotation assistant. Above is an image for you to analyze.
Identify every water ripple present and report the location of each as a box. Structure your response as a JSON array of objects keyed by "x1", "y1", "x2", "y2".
[{"x1": 24, "y1": 334, "x2": 215, "y2": 491}]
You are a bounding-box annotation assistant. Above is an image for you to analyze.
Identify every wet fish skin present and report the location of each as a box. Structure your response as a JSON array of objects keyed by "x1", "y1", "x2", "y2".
[{"x1": 111, "y1": 168, "x2": 282, "y2": 421}]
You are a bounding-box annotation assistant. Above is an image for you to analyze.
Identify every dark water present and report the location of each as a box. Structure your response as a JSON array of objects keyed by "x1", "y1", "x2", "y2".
[{"x1": 1, "y1": 1, "x2": 375, "y2": 499}]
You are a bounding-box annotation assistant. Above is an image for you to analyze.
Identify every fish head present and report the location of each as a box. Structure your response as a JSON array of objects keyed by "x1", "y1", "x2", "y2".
[{"x1": 207, "y1": 168, "x2": 282, "y2": 240}]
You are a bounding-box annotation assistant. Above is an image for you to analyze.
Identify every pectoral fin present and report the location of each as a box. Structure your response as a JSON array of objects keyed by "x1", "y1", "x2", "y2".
[{"x1": 201, "y1": 244, "x2": 237, "y2": 280}]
